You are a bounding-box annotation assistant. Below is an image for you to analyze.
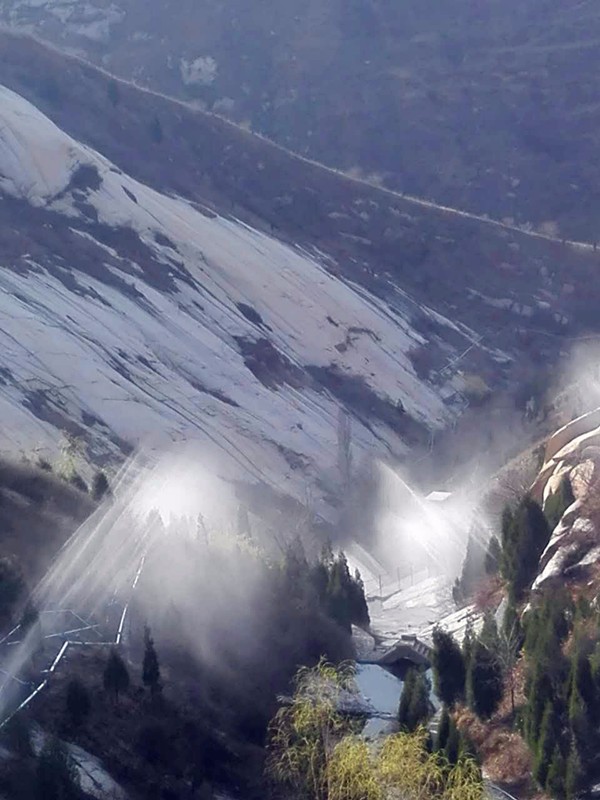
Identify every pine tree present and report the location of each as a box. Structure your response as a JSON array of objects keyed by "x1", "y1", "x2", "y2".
[
  {"x1": 398, "y1": 669, "x2": 416, "y2": 729},
  {"x1": 407, "y1": 672, "x2": 431, "y2": 731},
  {"x1": 569, "y1": 644, "x2": 595, "y2": 724},
  {"x1": 445, "y1": 716, "x2": 462, "y2": 765},
  {"x1": 575, "y1": 595, "x2": 592, "y2": 621},
  {"x1": 398, "y1": 669, "x2": 430, "y2": 731},
  {"x1": 546, "y1": 746, "x2": 566, "y2": 799},
  {"x1": 436, "y1": 705, "x2": 450, "y2": 752},
  {"x1": 534, "y1": 702, "x2": 559, "y2": 787},
  {"x1": 462, "y1": 618, "x2": 475, "y2": 671},
  {"x1": 498, "y1": 611, "x2": 522, "y2": 717},
  {"x1": 524, "y1": 663, "x2": 553, "y2": 747},
  {"x1": 452, "y1": 577, "x2": 462, "y2": 605},
  {"x1": 324, "y1": 551, "x2": 369, "y2": 631},
  {"x1": 566, "y1": 741, "x2": 583, "y2": 800},
  {"x1": 568, "y1": 685, "x2": 591, "y2": 752},
  {"x1": 65, "y1": 679, "x2": 91, "y2": 726},
  {"x1": 502, "y1": 601, "x2": 521, "y2": 640},
  {"x1": 349, "y1": 568, "x2": 370, "y2": 627},
  {"x1": 467, "y1": 639, "x2": 503, "y2": 719},
  {"x1": 549, "y1": 589, "x2": 573, "y2": 642},
  {"x1": 326, "y1": 553, "x2": 352, "y2": 632},
  {"x1": 432, "y1": 628, "x2": 466, "y2": 706},
  {"x1": 479, "y1": 610, "x2": 500, "y2": 650},
  {"x1": 544, "y1": 475, "x2": 575, "y2": 531},
  {"x1": 142, "y1": 626, "x2": 161, "y2": 696},
  {"x1": 103, "y1": 649, "x2": 130, "y2": 702},
  {"x1": 311, "y1": 560, "x2": 329, "y2": 605},
  {"x1": 525, "y1": 591, "x2": 571, "y2": 671},
  {"x1": 455, "y1": 533, "x2": 487, "y2": 600},
  {"x1": 519, "y1": 497, "x2": 551, "y2": 593},
  {"x1": 434, "y1": 705, "x2": 462, "y2": 765},
  {"x1": 282, "y1": 537, "x2": 309, "y2": 592},
  {"x1": 484, "y1": 535, "x2": 502, "y2": 575},
  {"x1": 504, "y1": 498, "x2": 551, "y2": 601},
  {"x1": 91, "y1": 471, "x2": 109, "y2": 501}
]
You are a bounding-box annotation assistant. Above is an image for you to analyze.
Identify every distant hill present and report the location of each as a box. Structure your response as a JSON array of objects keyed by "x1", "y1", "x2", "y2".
[{"x1": 2, "y1": 0, "x2": 600, "y2": 240}]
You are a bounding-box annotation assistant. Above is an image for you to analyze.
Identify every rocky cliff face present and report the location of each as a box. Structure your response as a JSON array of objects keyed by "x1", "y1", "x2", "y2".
[{"x1": 531, "y1": 409, "x2": 600, "y2": 593}]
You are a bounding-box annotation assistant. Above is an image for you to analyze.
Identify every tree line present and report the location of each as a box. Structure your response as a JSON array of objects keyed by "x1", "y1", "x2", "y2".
[
  {"x1": 437, "y1": 475, "x2": 596, "y2": 800},
  {"x1": 522, "y1": 589, "x2": 600, "y2": 799},
  {"x1": 432, "y1": 616, "x2": 509, "y2": 721},
  {"x1": 282, "y1": 540, "x2": 370, "y2": 633},
  {"x1": 396, "y1": 608, "x2": 517, "y2": 769}
]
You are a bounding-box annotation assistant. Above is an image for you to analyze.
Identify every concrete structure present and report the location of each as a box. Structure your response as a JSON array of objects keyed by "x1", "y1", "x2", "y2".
[{"x1": 374, "y1": 634, "x2": 433, "y2": 668}]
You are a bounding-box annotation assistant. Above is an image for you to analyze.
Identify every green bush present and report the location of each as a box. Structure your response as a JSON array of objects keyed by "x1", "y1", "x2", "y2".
[{"x1": 544, "y1": 476, "x2": 575, "y2": 531}]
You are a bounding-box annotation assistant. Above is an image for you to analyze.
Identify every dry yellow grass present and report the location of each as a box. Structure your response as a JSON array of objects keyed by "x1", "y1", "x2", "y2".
[{"x1": 455, "y1": 704, "x2": 536, "y2": 797}]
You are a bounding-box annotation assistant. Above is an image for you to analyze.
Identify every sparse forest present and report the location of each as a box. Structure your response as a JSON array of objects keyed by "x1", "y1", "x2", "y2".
[
  {"x1": 521, "y1": 589, "x2": 600, "y2": 799},
  {"x1": 437, "y1": 480, "x2": 600, "y2": 800}
]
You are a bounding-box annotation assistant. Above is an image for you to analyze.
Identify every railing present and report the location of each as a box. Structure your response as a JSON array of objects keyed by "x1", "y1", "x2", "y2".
[{"x1": 0, "y1": 552, "x2": 146, "y2": 729}]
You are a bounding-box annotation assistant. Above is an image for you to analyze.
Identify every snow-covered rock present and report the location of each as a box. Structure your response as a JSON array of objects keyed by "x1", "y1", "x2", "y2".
[{"x1": 531, "y1": 408, "x2": 600, "y2": 592}]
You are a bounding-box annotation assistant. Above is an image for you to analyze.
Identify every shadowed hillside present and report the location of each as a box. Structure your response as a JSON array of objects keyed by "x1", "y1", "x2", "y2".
[{"x1": 3, "y1": 0, "x2": 600, "y2": 239}]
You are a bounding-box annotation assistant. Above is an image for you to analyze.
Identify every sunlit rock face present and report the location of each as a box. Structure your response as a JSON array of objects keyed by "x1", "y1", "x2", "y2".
[{"x1": 532, "y1": 409, "x2": 600, "y2": 592}]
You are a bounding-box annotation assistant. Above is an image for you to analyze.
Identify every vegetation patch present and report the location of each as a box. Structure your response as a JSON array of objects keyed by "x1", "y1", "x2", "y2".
[
  {"x1": 235, "y1": 336, "x2": 307, "y2": 390},
  {"x1": 307, "y1": 365, "x2": 429, "y2": 447}
]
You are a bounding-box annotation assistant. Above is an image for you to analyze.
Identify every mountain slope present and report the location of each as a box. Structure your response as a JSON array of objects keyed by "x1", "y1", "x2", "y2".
[
  {"x1": 0, "y1": 82, "x2": 448, "y2": 495},
  {"x1": 0, "y1": 32, "x2": 598, "y2": 510},
  {"x1": 4, "y1": 33, "x2": 600, "y2": 341},
  {"x1": 2, "y1": 0, "x2": 600, "y2": 239}
]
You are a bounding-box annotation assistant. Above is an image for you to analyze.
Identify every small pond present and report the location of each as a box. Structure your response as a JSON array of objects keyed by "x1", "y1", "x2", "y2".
[{"x1": 355, "y1": 662, "x2": 439, "y2": 738}]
